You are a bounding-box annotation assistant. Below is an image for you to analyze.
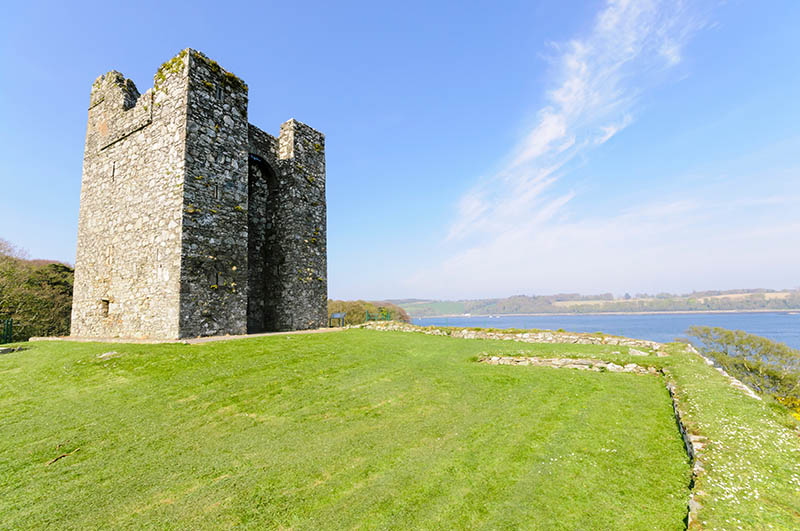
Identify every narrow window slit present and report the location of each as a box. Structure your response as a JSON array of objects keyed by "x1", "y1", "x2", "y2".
[{"x1": 101, "y1": 299, "x2": 110, "y2": 317}]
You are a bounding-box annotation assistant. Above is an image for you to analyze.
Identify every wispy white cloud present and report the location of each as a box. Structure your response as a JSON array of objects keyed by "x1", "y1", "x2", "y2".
[
  {"x1": 596, "y1": 115, "x2": 633, "y2": 145},
  {"x1": 407, "y1": 191, "x2": 800, "y2": 298},
  {"x1": 448, "y1": 0, "x2": 707, "y2": 244},
  {"x1": 398, "y1": 1, "x2": 800, "y2": 298},
  {"x1": 419, "y1": 0, "x2": 730, "y2": 296},
  {"x1": 399, "y1": 1, "x2": 800, "y2": 301}
]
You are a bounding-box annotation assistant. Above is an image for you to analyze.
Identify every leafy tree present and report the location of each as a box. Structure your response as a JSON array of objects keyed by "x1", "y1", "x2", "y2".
[
  {"x1": 687, "y1": 326, "x2": 800, "y2": 414},
  {"x1": 327, "y1": 300, "x2": 410, "y2": 326},
  {"x1": 0, "y1": 239, "x2": 74, "y2": 341}
]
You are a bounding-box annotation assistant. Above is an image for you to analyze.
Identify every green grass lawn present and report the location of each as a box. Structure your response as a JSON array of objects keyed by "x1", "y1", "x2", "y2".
[
  {"x1": 662, "y1": 343, "x2": 800, "y2": 530},
  {"x1": 0, "y1": 330, "x2": 690, "y2": 529}
]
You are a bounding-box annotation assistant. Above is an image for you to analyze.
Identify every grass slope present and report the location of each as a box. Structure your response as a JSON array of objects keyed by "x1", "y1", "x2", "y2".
[
  {"x1": 0, "y1": 330, "x2": 689, "y2": 529},
  {"x1": 662, "y1": 344, "x2": 800, "y2": 529}
]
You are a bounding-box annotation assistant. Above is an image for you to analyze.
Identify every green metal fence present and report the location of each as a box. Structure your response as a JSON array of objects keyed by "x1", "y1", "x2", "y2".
[{"x1": 1, "y1": 319, "x2": 12, "y2": 344}]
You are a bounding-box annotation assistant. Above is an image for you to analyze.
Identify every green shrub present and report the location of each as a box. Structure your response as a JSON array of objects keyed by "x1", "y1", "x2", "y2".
[
  {"x1": 0, "y1": 239, "x2": 73, "y2": 341},
  {"x1": 687, "y1": 326, "x2": 800, "y2": 411},
  {"x1": 327, "y1": 300, "x2": 411, "y2": 326}
]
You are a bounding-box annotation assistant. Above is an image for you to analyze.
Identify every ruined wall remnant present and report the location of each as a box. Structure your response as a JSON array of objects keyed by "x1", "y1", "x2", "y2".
[{"x1": 71, "y1": 49, "x2": 327, "y2": 339}]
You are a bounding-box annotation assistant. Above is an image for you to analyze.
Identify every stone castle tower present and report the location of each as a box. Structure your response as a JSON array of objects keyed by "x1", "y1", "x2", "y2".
[{"x1": 70, "y1": 49, "x2": 327, "y2": 339}]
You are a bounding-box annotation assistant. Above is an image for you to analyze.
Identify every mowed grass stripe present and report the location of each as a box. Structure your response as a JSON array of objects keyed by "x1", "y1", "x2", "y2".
[{"x1": 0, "y1": 330, "x2": 689, "y2": 529}]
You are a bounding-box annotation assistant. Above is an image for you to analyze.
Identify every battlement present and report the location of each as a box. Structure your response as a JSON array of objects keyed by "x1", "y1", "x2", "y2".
[
  {"x1": 89, "y1": 71, "x2": 142, "y2": 110},
  {"x1": 71, "y1": 49, "x2": 327, "y2": 340}
]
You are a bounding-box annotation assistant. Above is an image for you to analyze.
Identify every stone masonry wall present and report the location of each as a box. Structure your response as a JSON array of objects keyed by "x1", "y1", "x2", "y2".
[
  {"x1": 71, "y1": 48, "x2": 327, "y2": 339},
  {"x1": 71, "y1": 58, "x2": 189, "y2": 339},
  {"x1": 247, "y1": 122, "x2": 327, "y2": 331},
  {"x1": 273, "y1": 120, "x2": 327, "y2": 330},
  {"x1": 178, "y1": 51, "x2": 250, "y2": 338}
]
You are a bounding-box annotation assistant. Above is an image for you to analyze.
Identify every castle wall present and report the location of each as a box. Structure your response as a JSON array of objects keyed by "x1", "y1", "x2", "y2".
[
  {"x1": 272, "y1": 120, "x2": 328, "y2": 330},
  {"x1": 71, "y1": 49, "x2": 327, "y2": 339},
  {"x1": 178, "y1": 51, "x2": 251, "y2": 338},
  {"x1": 247, "y1": 121, "x2": 327, "y2": 332},
  {"x1": 70, "y1": 58, "x2": 189, "y2": 339}
]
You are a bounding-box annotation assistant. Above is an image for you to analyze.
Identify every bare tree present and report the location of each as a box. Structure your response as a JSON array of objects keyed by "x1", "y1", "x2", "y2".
[{"x1": 0, "y1": 238, "x2": 29, "y2": 259}]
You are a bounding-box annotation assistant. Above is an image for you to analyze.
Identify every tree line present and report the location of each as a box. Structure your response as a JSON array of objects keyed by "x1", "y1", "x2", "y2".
[
  {"x1": 327, "y1": 300, "x2": 411, "y2": 326},
  {"x1": 0, "y1": 239, "x2": 73, "y2": 342},
  {"x1": 0, "y1": 237, "x2": 415, "y2": 341}
]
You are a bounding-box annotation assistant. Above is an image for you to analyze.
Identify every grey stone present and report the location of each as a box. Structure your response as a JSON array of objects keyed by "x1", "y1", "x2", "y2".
[{"x1": 71, "y1": 49, "x2": 327, "y2": 340}]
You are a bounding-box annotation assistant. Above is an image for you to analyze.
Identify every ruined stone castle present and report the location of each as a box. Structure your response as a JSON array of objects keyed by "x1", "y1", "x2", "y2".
[{"x1": 70, "y1": 49, "x2": 327, "y2": 339}]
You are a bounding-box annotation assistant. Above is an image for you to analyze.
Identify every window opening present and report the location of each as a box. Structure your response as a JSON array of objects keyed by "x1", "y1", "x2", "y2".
[{"x1": 101, "y1": 299, "x2": 110, "y2": 317}]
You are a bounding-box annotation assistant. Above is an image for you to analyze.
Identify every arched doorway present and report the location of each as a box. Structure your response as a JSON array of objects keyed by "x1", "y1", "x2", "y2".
[{"x1": 247, "y1": 154, "x2": 279, "y2": 333}]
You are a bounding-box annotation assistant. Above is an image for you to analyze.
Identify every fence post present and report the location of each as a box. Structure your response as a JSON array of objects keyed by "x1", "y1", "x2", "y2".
[{"x1": 0, "y1": 319, "x2": 12, "y2": 344}]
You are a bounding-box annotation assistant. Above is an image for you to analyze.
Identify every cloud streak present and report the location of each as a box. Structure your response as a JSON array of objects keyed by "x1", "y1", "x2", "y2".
[
  {"x1": 402, "y1": 1, "x2": 800, "y2": 298},
  {"x1": 408, "y1": 192, "x2": 800, "y2": 299},
  {"x1": 447, "y1": 0, "x2": 703, "y2": 243}
]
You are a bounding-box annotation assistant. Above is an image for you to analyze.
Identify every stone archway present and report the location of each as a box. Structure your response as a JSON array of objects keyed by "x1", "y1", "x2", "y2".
[{"x1": 247, "y1": 154, "x2": 279, "y2": 333}]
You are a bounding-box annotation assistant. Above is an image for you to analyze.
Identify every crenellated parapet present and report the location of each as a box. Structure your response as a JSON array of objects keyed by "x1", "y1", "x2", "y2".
[{"x1": 85, "y1": 71, "x2": 153, "y2": 154}]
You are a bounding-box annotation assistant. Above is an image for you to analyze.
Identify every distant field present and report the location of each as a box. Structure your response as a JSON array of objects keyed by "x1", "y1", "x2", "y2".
[
  {"x1": 552, "y1": 299, "x2": 616, "y2": 306},
  {"x1": 696, "y1": 291, "x2": 791, "y2": 302},
  {"x1": 0, "y1": 330, "x2": 689, "y2": 529},
  {"x1": 553, "y1": 291, "x2": 794, "y2": 307},
  {"x1": 400, "y1": 300, "x2": 466, "y2": 315}
]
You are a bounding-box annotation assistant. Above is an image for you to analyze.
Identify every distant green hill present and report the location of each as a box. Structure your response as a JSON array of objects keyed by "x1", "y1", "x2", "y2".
[{"x1": 393, "y1": 289, "x2": 800, "y2": 317}]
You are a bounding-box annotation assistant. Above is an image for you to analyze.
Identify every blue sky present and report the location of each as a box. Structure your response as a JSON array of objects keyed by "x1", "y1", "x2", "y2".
[{"x1": 2, "y1": 0, "x2": 799, "y2": 300}]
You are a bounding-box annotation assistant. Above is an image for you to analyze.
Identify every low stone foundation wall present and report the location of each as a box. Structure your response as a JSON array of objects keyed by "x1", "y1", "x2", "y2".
[
  {"x1": 479, "y1": 355, "x2": 660, "y2": 375},
  {"x1": 356, "y1": 321, "x2": 665, "y2": 351},
  {"x1": 664, "y1": 375, "x2": 708, "y2": 527}
]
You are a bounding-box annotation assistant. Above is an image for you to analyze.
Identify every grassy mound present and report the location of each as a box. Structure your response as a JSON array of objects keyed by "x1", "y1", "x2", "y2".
[{"x1": 0, "y1": 330, "x2": 689, "y2": 529}]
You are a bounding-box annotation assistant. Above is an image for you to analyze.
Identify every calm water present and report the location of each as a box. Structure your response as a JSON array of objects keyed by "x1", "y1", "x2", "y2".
[{"x1": 412, "y1": 312, "x2": 800, "y2": 349}]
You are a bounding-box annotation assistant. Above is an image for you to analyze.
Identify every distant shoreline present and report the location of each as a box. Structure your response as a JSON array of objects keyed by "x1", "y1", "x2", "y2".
[{"x1": 412, "y1": 309, "x2": 800, "y2": 319}]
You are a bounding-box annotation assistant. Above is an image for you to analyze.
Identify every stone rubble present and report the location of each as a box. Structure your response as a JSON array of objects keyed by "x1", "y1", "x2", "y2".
[
  {"x1": 478, "y1": 355, "x2": 659, "y2": 375},
  {"x1": 357, "y1": 321, "x2": 667, "y2": 353},
  {"x1": 665, "y1": 376, "x2": 709, "y2": 529}
]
